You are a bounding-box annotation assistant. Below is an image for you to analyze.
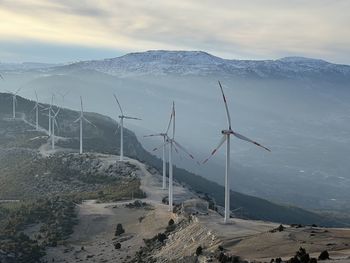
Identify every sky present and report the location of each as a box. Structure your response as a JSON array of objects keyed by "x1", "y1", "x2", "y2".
[{"x1": 0, "y1": 0, "x2": 349, "y2": 64}]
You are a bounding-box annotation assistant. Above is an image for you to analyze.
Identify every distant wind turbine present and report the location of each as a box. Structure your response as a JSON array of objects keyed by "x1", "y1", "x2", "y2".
[
  {"x1": 57, "y1": 90, "x2": 70, "y2": 107},
  {"x1": 51, "y1": 108, "x2": 60, "y2": 150},
  {"x1": 30, "y1": 90, "x2": 43, "y2": 131},
  {"x1": 113, "y1": 93, "x2": 141, "y2": 161},
  {"x1": 202, "y1": 81, "x2": 271, "y2": 223},
  {"x1": 6, "y1": 87, "x2": 22, "y2": 119},
  {"x1": 74, "y1": 96, "x2": 96, "y2": 154},
  {"x1": 153, "y1": 102, "x2": 195, "y2": 212},
  {"x1": 42, "y1": 95, "x2": 54, "y2": 136},
  {"x1": 144, "y1": 110, "x2": 174, "y2": 190}
]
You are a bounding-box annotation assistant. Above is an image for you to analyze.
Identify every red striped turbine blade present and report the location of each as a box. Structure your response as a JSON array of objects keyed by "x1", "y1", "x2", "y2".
[
  {"x1": 152, "y1": 141, "x2": 169, "y2": 152},
  {"x1": 218, "y1": 81, "x2": 232, "y2": 130},
  {"x1": 232, "y1": 131, "x2": 271, "y2": 152},
  {"x1": 165, "y1": 108, "x2": 173, "y2": 135},
  {"x1": 172, "y1": 140, "x2": 194, "y2": 159},
  {"x1": 202, "y1": 135, "x2": 227, "y2": 164},
  {"x1": 113, "y1": 93, "x2": 124, "y2": 115}
]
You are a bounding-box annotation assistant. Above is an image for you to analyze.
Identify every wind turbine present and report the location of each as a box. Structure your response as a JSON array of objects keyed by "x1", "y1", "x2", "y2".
[
  {"x1": 51, "y1": 108, "x2": 60, "y2": 150},
  {"x1": 57, "y1": 90, "x2": 69, "y2": 107},
  {"x1": 153, "y1": 102, "x2": 195, "y2": 212},
  {"x1": 6, "y1": 87, "x2": 22, "y2": 119},
  {"x1": 30, "y1": 90, "x2": 43, "y2": 131},
  {"x1": 113, "y1": 93, "x2": 141, "y2": 161},
  {"x1": 42, "y1": 95, "x2": 54, "y2": 136},
  {"x1": 144, "y1": 110, "x2": 174, "y2": 190},
  {"x1": 202, "y1": 81, "x2": 271, "y2": 223},
  {"x1": 74, "y1": 96, "x2": 96, "y2": 154}
]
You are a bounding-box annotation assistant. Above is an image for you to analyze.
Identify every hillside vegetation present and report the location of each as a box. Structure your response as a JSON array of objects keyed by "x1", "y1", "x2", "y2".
[{"x1": 0, "y1": 92, "x2": 348, "y2": 227}]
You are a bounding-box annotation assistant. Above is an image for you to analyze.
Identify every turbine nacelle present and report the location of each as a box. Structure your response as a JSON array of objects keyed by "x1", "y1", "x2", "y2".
[{"x1": 221, "y1": 129, "x2": 234, "y2": 135}]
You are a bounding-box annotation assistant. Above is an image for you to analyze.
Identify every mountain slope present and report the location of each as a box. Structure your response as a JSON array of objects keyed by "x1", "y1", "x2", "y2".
[
  {"x1": 56, "y1": 50, "x2": 350, "y2": 80},
  {"x1": 0, "y1": 93, "x2": 348, "y2": 227}
]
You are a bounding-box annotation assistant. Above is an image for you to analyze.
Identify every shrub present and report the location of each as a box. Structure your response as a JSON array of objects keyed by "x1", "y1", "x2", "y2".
[
  {"x1": 318, "y1": 250, "x2": 329, "y2": 260},
  {"x1": 196, "y1": 246, "x2": 203, "y2": 256},
  {"x1": 115, "y1": 223, "x2": 125, "y2": 236},
  {"x1": 157, "y1": 233, "x2": 167, "y2": 243}
]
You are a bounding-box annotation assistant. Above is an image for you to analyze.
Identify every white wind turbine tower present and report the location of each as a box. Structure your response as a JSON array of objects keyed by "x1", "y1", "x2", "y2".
[
  {"x1": 43, "y1": 95, "x2": 54, "y2": 136},
  {"x1": 153, "y1": 102, "x2": 195, "y2": 212},
  {"x1": 113, "y1": 93, "x2": 141, "y2": 161},
  {"x1": 203, "y1": 81, "x2": 271, "y2": 223},
  {"x1": 6, "y1": 87, "x2": 22, "y2": 119},
  {"x1": 51, "y1": 108, "x2": 60, "y2": 150},
  {"x1": 144, "y1": 111, "x2": 174, "y2": 190},
  {"x1": 74, "y1": 96, "x2": 96, "y2": 154},
  {"x1": 31, "y1": 90, "x2": 43, "y2": 131}
]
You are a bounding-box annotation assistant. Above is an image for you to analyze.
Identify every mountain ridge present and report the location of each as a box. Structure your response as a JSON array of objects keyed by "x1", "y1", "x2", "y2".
[
  {"x1": 2, "y1": 50, "x2": 350, "y2": 78},
  {"x1": 56, "y1": 50, "x2": 350, "y2": 79}
]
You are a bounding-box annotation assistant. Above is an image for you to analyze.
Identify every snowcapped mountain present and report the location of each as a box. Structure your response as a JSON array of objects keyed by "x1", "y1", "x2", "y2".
[{"x1": 61, "y1": 50, "x2": 350, "y2": 79}]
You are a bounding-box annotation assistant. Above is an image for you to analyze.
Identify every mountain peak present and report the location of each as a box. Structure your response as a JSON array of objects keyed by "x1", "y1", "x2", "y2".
[
  {"x1": 115, "y1": 50, "x2": 224, "y2": 64},
  {"x1": 277, "y1": 56, "x2": 328, "y2": 64}
]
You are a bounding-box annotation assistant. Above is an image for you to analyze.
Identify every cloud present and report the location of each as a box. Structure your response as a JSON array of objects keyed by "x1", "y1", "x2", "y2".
[{"x1": 0, "y1": 0, "x2": 349, "y2": 63}]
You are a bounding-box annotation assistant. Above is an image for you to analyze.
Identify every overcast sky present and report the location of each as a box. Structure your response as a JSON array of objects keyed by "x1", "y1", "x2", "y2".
[{"x1": 0, "y1": 0, "x2": 349, "y2": 64}]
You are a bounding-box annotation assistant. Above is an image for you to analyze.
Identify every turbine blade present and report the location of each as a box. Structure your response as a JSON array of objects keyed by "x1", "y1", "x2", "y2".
[
  {"x1": 143, "y1": 133, "x2": 163, "y2": 137},
  {"x1": 80, "y1": 96, "x2": 84, "y2": 112},
  {"x1": 202, "y1": 135, "x2": 227, "y2": 164},
  {"x1": 172, "y1": 139, "x2": 194, "y2": 159},
  {"x1": 73, "y1": 116, "x2": 81, "y2": 123},
  {"x1": 124, "y1": 116, "x2": 141, "y2": 120},
  {"x1": 218, "y1": 81, "x2": 232, "y2": 129},
  {"x1": 113, "y1": 93, "x2": 124, "y2": 115},
  {"x1": 0, "y1": 73, "x2": 4, "y2": 80},
  {"x1": 15, "y1": 87, "x2": 22, "y2": 95},
  {"x1": 54, "y1": 108, "x2": 60, "y2": 117},
  {"x1": 165, "y1": 107, "x2": 173, "y2": 135},
  {"x1": 152, "y1": 141, "x2": 169, "y2": 152},
  {"x1": 29, "y1": 104, "x2": 37, "y2": 114},
  {"x1": 83, "y1": 117, "x2": 96, "y2": 128},
  {"x1": 172, "y1": 101, "x2": 175, "y2": 138},
  {"x1": 54, "y1": 119, "x2": 59, "y2": 131},
  {"x1": 35, "y1": 90, "x2": 38, "y2": 101},
  {"x1": 232, "y1": 131, "x2": 271, "y2": 152}
]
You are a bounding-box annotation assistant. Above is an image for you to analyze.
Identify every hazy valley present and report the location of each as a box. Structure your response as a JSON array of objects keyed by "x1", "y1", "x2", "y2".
[{"x1": 1, "y1": 51, "x2": 350, "y2": 211}]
